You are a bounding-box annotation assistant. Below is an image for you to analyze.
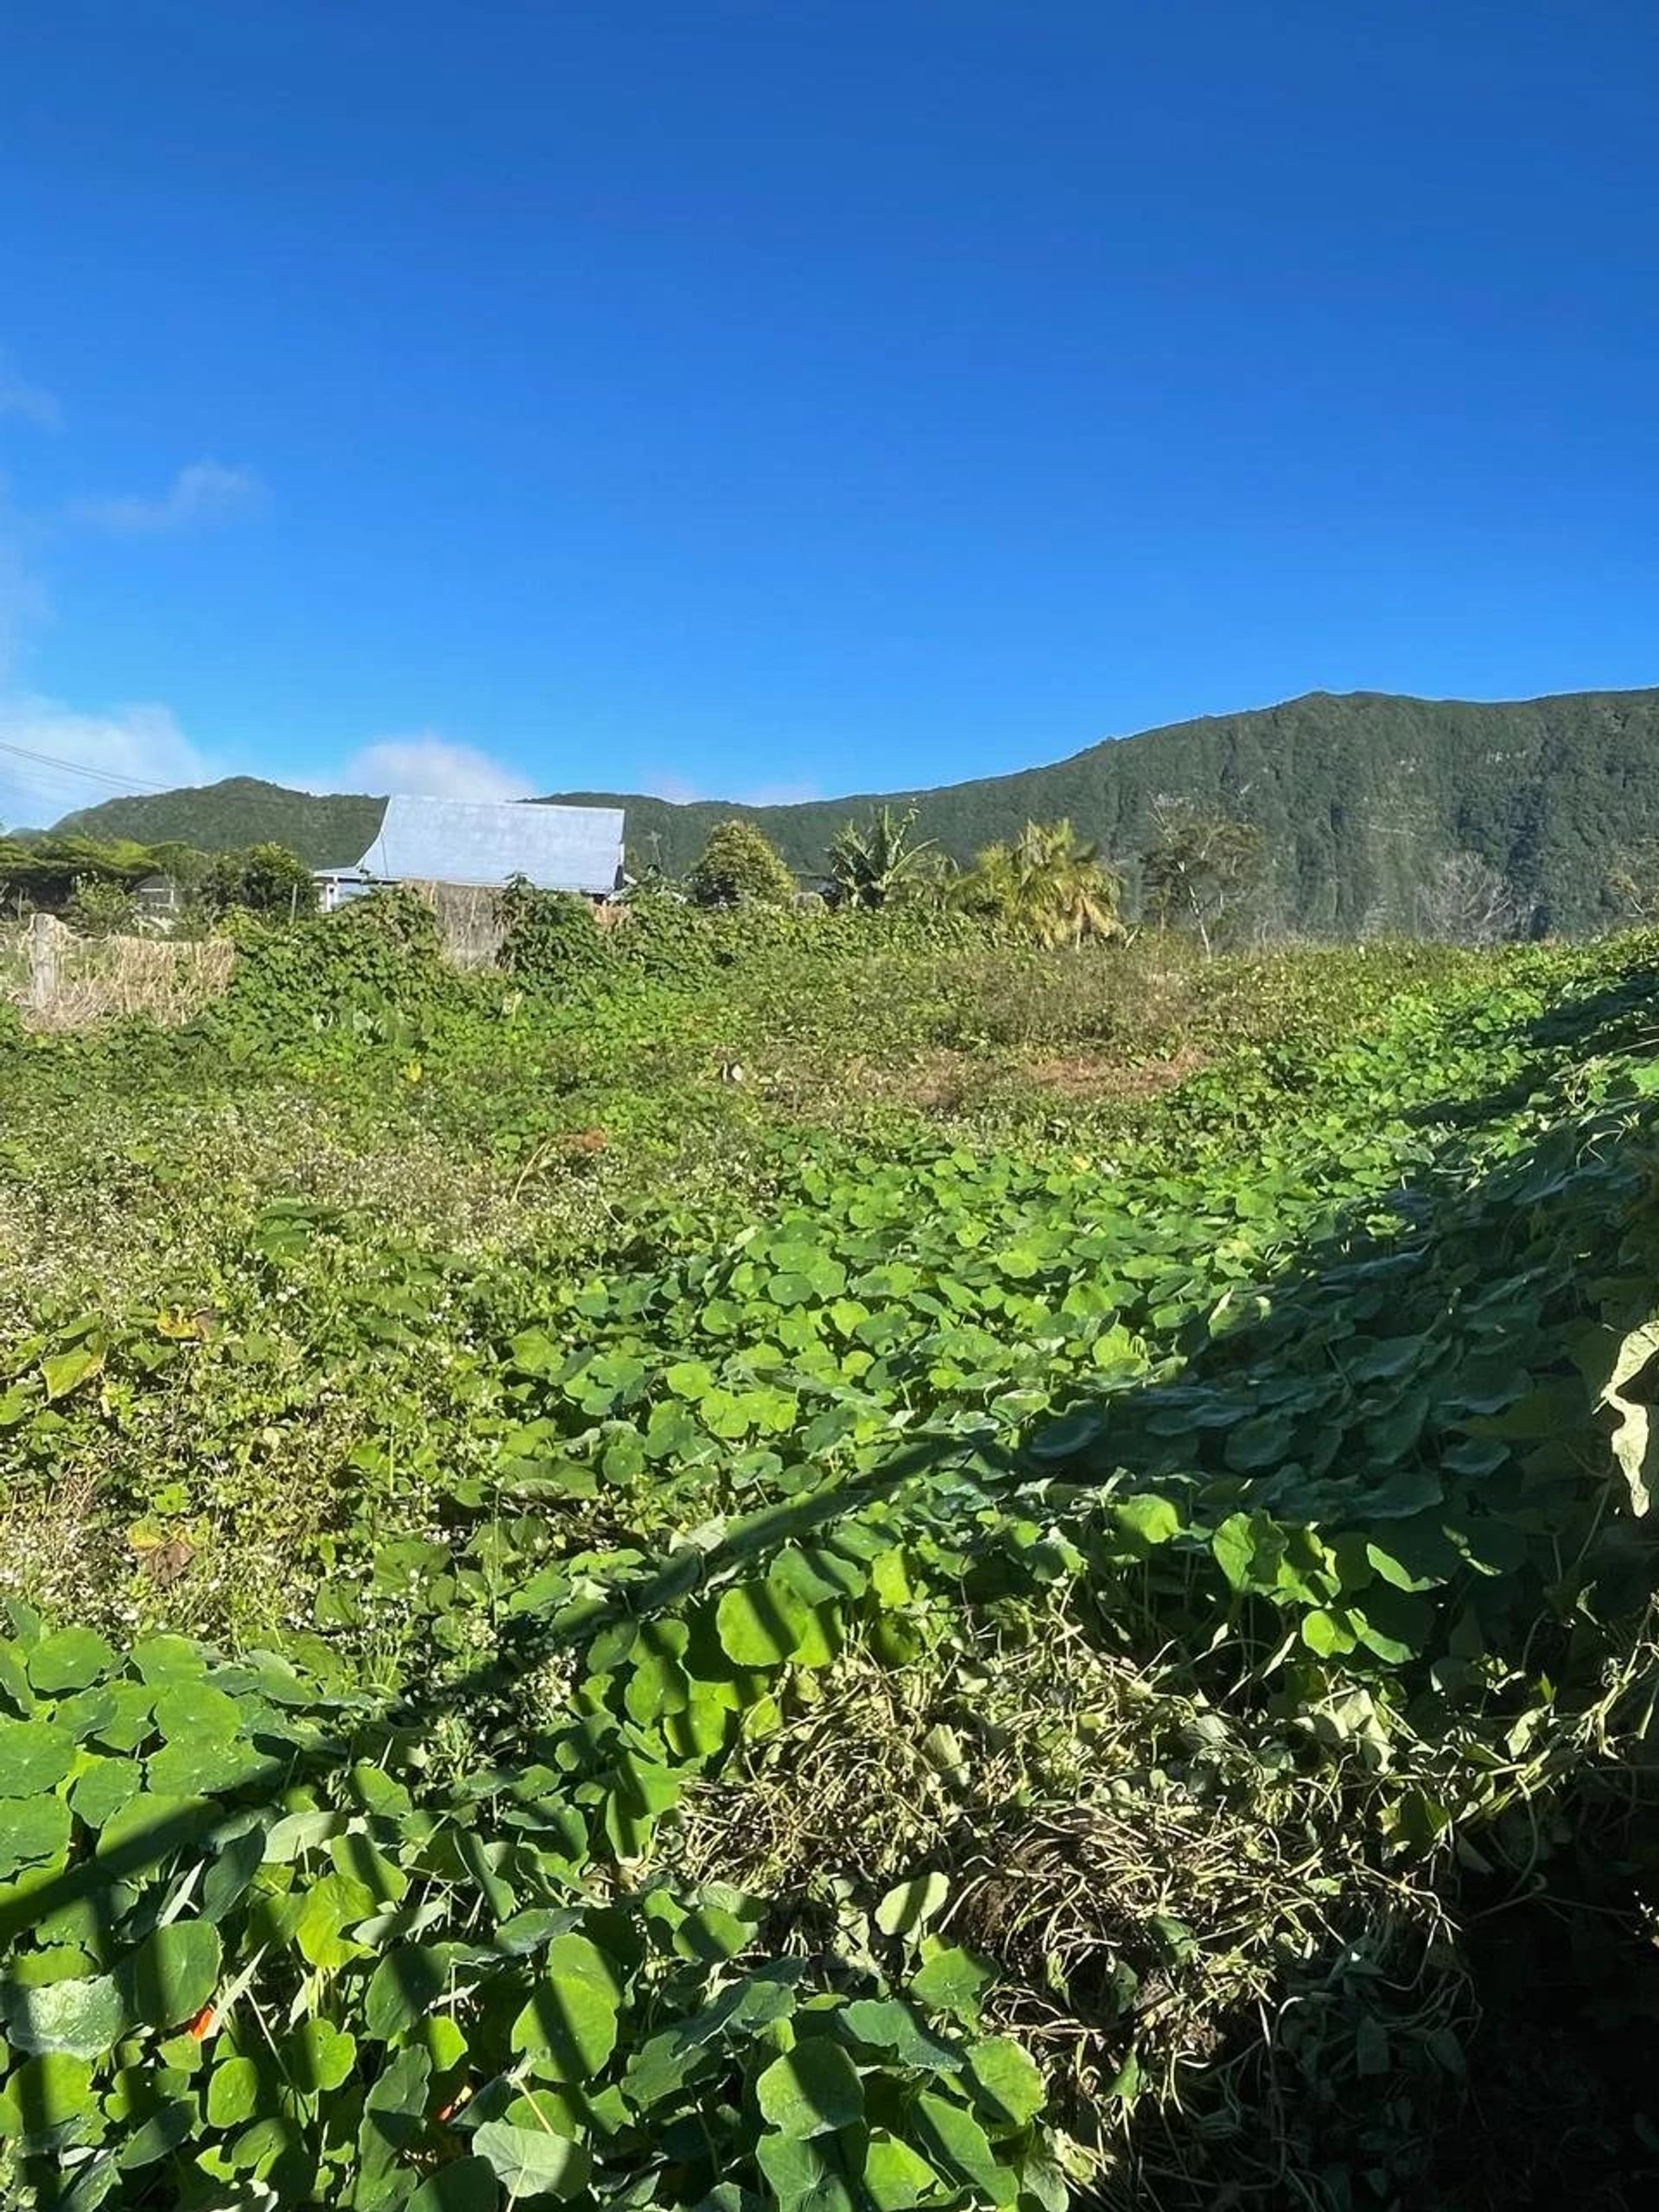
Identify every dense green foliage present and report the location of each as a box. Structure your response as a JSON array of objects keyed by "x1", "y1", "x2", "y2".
[
  {"x1": 52, "y1": 779, "x2": 383, "y2": 871},
  {"x1": 57, "y1": 686, "x2": 1659, "y2": 936},
  {"x1": 955, "y1": 822, "x2": 1121, "y2": 947},
  {"x1": 496, "y1": 880, "x2": 611, "y2": 984},
  {"x1": 0, "y1": 833, "x2": 315, "y2": 923},
  {"x1": 0, "y1": 837, "x2": 177, "y2": 912},
  {"x1": 823, "y1": 810, "x2": 938, "y2": 912},
  {"x1": 560, "y1": 685, "x2": 1659, "y2": 936},
  {"x1": 2, "y1": 909, "x2": 1656, "y2": 2209},
  {"x1": 201, "y1": 845, "x2": 320, "y2": 919},
  {"x1": 683, "y1": 823, "x2": 798, "y2": 908}
]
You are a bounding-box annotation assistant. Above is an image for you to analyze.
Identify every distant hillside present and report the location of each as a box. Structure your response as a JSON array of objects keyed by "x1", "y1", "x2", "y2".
[
  {"x1": 54, "y1": 686, "x2": 1659, "y2": 933},
  {"x1": 53, "y1": 777, "x2": 385, "y2": 868}
]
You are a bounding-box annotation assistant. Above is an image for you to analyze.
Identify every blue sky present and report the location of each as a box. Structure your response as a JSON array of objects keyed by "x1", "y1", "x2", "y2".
[{"x1": 1, "y1": 1, "x2": 1656, "y2": 823}]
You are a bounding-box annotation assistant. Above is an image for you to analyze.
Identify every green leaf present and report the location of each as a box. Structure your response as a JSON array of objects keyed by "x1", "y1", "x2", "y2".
[
  {"x1": 1363, "y1": 1541, "x2": 1440, "y2": 1592},
  {"x1": 28, "y1": 1629, "x2": 117, "y2": 1695},
  {"x1": 755, "y1": 2039, "x2": 865, "y2": 2138},
  {"x1": 838, "y1": 1998, "x2": 962, "y2": 2073},
  {"x1": 861, "y1": 2134, "x2": 942, "y2": 2211},
  {"x1": 1350, "y1": 1334, "x2": 1425, "y2": 1382},
  {"x1": 913, "y1": 2091, "x2": 1017, "y2": 2205},
  {"x1": 146, "y1": 1738, "x2": 269, "y2": 1798},
  {"x1": 1112, "y1": 1494, "x2": 1181, "y2": 1548},
  {"x1": 755, "y1": 2127, "x2": 860, "y2": 2212},
  {"x1": 909, "y1": 1946, "x2": 995, "y2": 2023},
  {"x1": 2, "y1": 1973, "x2": 129, "y2": 2058},
  {"x1": 207, "y1": 2055, "x2": 264, "y2": 2126},
  {"x1": 201, "y1": 1821, "x2": 267, "y2": 1924},
  {"x1": 150, "y1": 1681, "x2": 243, "y2": 1743},
  {"x1": 294, "y1": 1871, "x2": 375, "y2": 1969},
  {"x1": 70, "y1": 1757, "x2": 142, "y2": 1832},
  {"x1": 118, "y1": 1919, "x2": 220, "y2": 2030},
  {"x1": 0, "y1": 2051, "x2": 96, "y2": 2144},
  {"x1": 329, "y1": 1830, "x2": 410, "y2": 1905},
  {"x1": 287, "y1": 2017, "x2": 358, "y2": 2092},
  {"x1": 0, "y1": 1791, "x2": 72, "y2": 1878},
  {"x1": 1300, "y1": 1607, "x2": 1357, "y2": 1657},
  {"x1": 664, "y1": 1359, "x2": 715, "y2": 1401},
  {"x1": 131, "y1": 1635, "x2": 205, "y2": 1688},
  {"x1": 874, "y1": 1872, "x2": 950, "y2": 1938},
  {"x1": 95, "y1": 1789, "x2": 213, "y2": 1863},
  {"x1": 0, "y1": 1717, "x2": 76, "y2": 1796},
  {"x1": 966, "y1": 2036, "x2": 1046, "y2": 2127},
  {"x1": 715, "y1": 1580, "x2": 812, "y2": 1668},
  {"x1": 472, "y1": 2119, "x2": 593, "y2": 2200},
  {"x1": 1210, "y1": 1512, "x2": 1255, "y2": 1592},
  {"x1": 510, "y1": 1935, "x2": 623, "y2": 2083},
  {"x1": 357, "y1": 2044, "x2": 433, "y2": 2191},
  {"x1": 365, "y1": 1943, "x2": 457, "y2": 2042},
  {"x1": 118, "y1": 2088, "x2": 197, "y2": 2169},
  {"x1": 673, "y1": 1904, "x2": 753, "y2": 1964},
  {"x1": 408, "y1": 2157, "x2": 501, "y2": 2212},
  {"x1": 87, "y1": 1682, "x2": 156, "y2": 1754},
  {"x1": 1224, "y1": 1411, "x2": 1294, "y2": 1471},
  {"x1": 0, "y1": 1638, "x2": 31, "y2": 1717},
  {"x1": 41, "y1": 1345, "x2": 105, "y2": 1404}
]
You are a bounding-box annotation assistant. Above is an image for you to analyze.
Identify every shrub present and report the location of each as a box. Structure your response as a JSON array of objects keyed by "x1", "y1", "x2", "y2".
[
  {"x1": 202, "y1": 842, "x2": 318, "y2": 918},
  {"x1": 61, "y1": 876, "x2": 141, "y2": 938},
  {"x1": 684, "y1": 820, "x2": 798, "y2": 907},
  {"x1": 496, "y1": 876, "x2": 611, "y2": 983}
]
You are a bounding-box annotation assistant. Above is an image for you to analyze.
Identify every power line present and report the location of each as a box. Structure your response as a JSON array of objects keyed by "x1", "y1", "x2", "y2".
[{"x1": 0, "y1": 736, "x2": 173, "y2": 795}]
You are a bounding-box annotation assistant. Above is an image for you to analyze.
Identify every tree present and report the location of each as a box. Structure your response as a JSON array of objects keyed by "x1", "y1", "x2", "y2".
[
  {"x1": 824, "y1": 805, "x2": 937, "y2": 911},
  {"x1": 684, "y1": 820, "x2": 796, "y2": 908},
  {"x1": 202, "y1": 842, "x2": 318, "y2": 918},
  {"x1": 1141, "y1": 798, "x2": 1265, "y2": 955},
  {"x1": 959, "y1": 818, "x2": 1122, "y2": 947},
  {"x1": 1605, "y1": 841, "x2": 1659, "y2": 927},
  {"x1": 1415, "y1": 851, "x2": 1533, "y2": 944}
]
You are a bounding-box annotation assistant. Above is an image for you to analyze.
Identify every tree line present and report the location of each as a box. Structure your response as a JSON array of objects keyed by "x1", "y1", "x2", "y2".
[
  {"x1": 680, "y1": 802, "x2": 1659, "y2": 950},
  {"x1": 682, "y1": 800, "x2": 1272, "y2": 952},
  {"x1": 16, "y1": 804, "x2": 1659, "y2": 955},
  {"x1": 0, "y1": 833, "x2": 318, "y2": 932}
]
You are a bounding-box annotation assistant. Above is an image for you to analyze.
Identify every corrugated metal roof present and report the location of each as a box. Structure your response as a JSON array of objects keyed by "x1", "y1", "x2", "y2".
[{"x1": 350, "y1": 795, "x2": 624, "y2": 894}]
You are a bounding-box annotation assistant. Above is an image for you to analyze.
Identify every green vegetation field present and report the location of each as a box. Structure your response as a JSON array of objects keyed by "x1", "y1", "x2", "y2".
[{"x1": 2, "y1": 900, "x2": 1657, "y2": 2210}]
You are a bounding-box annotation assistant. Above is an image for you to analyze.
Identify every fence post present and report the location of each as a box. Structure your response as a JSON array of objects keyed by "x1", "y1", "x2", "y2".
[{"x1": 28, "y1": 912, "x2": 60, "y2": 1013}]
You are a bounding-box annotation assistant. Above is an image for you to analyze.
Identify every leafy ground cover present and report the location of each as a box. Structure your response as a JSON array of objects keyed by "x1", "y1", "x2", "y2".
[{"x1": 1, "y1": 906, "x2": 1656, "y2": 2209}]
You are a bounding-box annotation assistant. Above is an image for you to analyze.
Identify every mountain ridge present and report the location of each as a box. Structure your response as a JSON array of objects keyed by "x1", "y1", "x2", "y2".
[{"x1": 49, "y1": 683, "x2": 1659, "y2": 934}]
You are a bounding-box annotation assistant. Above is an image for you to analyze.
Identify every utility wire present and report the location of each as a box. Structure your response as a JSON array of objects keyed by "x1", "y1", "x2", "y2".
[{"x1": 0, "y1": 736, "x2": 173, "y2": 794}]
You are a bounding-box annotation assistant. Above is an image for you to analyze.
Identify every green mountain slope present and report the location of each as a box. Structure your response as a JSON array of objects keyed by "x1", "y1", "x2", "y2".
[
  {"x1": 52, "y1": 776, "x2": 385, "y2": 868},
  {"x1": 53, "y1": 685, "x2": 1659, "y2": 932}
]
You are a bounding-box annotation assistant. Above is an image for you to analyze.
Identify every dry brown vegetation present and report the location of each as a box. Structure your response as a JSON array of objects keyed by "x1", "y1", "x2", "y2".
[{"x1": 5, "y1": 916, "x2": 236, "y2": 1030}]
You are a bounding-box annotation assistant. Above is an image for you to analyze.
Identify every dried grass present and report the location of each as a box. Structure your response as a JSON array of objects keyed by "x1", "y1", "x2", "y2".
[
  {"x1": 673, "y1": 1611, "x2": 1460, "y2": 2183},
  {"x1": 9, "y1": 918, "x2": 235, "y2": 1031}
]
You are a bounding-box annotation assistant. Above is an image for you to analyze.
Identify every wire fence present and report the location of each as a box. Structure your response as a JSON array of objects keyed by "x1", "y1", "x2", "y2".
[{"x1": 3, "y1": 913, "x2": 237, "y2": 1031}]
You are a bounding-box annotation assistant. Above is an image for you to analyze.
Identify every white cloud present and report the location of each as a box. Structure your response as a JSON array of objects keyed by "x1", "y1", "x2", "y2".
[
  {"x1": 72, "y1": 459, "x2": 265, "y2": 535},
  {"x1": 0, "y1": 353, "x2": 61, "y2": 432},
  {"x1": 342, "y1": 734, "x2": 532, "y2": 803},
  {"x1": 0, "y1": 693, "x2": 213, "y2": 829}
]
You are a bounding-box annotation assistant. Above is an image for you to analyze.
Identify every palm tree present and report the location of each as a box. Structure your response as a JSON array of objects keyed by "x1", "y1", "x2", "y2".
[
  {"x1": 961, "y1": 818, "x2": 1122, "y2": 947},
  {"x1": 824, "y1": 804, "x2": 938, "y2": 910}
]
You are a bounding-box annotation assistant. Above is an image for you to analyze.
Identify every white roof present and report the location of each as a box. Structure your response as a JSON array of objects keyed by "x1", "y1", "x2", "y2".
[{"x1": 349, "y1": 794, "x2": 624, "y2": 894}]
